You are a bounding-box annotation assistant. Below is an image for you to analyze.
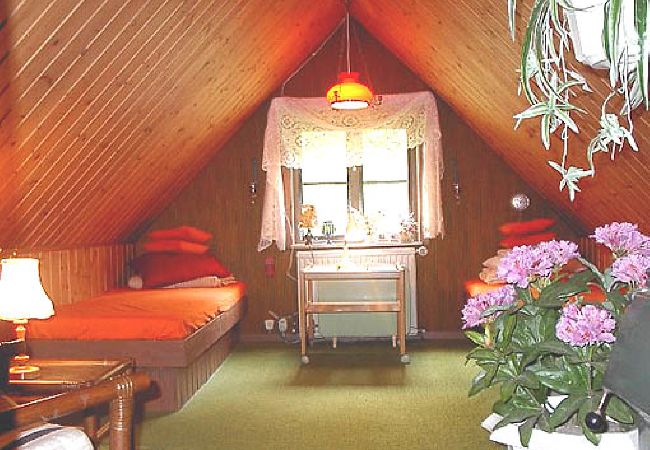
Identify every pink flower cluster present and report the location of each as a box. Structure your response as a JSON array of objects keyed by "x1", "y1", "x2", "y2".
[
  {"x1": 461, "y1": 285, "x2": 516, "y2": 329},
  {"x1": 592, "y1": 222, "x2": 649, "y2": 256},
  {"x1": 555, "y1": 304, "x2": 616, "y2": 346},
  {"x1": 612, "y1": 253, "x2": 650, "y2": 286},
  {"x1": 497, "y1": 240, "x2": 580, "y2": 288}
]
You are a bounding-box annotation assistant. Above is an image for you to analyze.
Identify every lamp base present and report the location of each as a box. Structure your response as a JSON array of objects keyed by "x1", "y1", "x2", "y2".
[{"x1": 9, "y1": 364, "x2": 40, "y2": 380}]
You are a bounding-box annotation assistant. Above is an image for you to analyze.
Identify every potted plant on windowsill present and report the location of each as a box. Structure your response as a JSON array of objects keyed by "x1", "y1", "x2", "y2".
[{"x1": 463, "y1": 222, "x2": 650, "y2": 447}]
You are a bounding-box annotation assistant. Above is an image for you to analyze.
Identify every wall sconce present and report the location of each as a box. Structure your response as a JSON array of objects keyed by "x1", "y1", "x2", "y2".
[{"x1": 249, "y1": 158, "x2": 258, "y2": 204}]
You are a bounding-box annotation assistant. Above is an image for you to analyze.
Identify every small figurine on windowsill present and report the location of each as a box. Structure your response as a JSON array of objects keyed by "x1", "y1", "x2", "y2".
[
  {"x1": 399, "y1": 213, "x2": 418, "y2": 243},
  {"x1": 299, "y1": 204, "x2": 318, "y2": 246}
]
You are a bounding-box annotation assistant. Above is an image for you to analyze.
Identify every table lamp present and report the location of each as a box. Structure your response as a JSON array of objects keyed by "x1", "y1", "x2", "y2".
[
  {"x1": 299, "y1": 204, "x2": 317, "y2": 246},
  {"x1": 0, "y1": 258, "x2": 54, "y2": 379}
]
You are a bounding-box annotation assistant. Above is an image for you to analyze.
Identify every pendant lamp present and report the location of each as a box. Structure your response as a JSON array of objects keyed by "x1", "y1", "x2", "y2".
[{"x1": 326, "y1": 11, "x2": 373, "y2": 110}]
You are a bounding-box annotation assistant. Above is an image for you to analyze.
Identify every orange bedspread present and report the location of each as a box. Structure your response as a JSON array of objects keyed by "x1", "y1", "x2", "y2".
[{"x1": 28, "y1": 282, "x2": 246, "y2": 340}]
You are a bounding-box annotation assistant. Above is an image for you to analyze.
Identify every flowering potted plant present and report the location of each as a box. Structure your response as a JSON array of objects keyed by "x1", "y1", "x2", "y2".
[
  {"x1": 399, "y1": 213, "x2": 418, "y2": 243},
  {"x1": 463, "y1": 222, "x2": 650, "y2": 447}
]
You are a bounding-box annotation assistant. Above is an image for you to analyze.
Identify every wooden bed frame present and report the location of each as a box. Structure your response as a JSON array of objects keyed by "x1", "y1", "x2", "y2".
[{"x1": 28, "y1": 297, "x2": 246, "y2": 413}]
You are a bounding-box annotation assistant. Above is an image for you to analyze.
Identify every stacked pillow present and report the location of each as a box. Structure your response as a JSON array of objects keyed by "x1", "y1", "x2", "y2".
[
  {"x1": 130, "y1": 226, "x2": 233, "y2": 289},
  {"x1": 498, "y1": 217, "x2": 556, "y2": 248},
  {"x1": 466, "y1": 218, "x2": 558, "y2": 297}
]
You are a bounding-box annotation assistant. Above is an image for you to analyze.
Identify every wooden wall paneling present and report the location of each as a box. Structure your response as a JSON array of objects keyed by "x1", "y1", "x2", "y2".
[
  {"x1": 141, "y1": 23, "x2": 582, "y2": 334},
  {"x1": 10, "y1": 243, "x2": 134, "y2": 306},
  {"x1": 0, "y1": 1, "x2": 344, "y2": 249},
  {"x1": 351, "y1": 0, "x2": 649, "y2": 232}
]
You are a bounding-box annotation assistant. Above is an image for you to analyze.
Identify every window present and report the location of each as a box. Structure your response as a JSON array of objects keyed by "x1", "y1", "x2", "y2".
[{"x1": 293, "y1": 129, "x2": 420, "y2": 243}]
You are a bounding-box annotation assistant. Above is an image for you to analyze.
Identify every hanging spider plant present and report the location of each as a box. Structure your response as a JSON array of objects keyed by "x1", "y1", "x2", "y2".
[{"x1": 508, "y1": 0, "x2": 647, "y2": 201}]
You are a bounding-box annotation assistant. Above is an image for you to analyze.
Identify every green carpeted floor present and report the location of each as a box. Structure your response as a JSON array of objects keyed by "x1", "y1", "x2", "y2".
[{"x1": 134, "y1": 341, "x2": 502, "y2": 450}]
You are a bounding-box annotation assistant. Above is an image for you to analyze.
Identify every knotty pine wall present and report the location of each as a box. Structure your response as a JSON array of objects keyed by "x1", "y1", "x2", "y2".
[
  {"x1": 140, "y1": 23, "x2": 581, "y2": 335},
  {"x1": 0, "y1": 244, "x2": 134, "y2": 339}
]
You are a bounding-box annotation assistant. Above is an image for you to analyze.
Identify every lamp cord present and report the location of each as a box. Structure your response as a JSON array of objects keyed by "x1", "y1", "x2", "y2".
[
  {"x1": 345, "y1": 11, "x2": 351, "y2": 73},
  {"x1": 280, "y1": 16, "x2": 346, "y2": 96}
]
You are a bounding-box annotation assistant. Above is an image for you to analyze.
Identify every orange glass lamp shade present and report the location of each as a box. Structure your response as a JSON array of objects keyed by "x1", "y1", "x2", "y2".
[
  {"x1": 326, "y1": 72, "x2": 373, "y2": 110},
  {"x1": 0, "y1": 258, "x2": 54, "y2": 379}
]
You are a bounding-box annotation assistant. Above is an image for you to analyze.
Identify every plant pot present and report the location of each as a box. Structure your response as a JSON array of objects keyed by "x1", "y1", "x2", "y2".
[{"x1": 482, "y1": 413, "x2": 638, "y2": 450}]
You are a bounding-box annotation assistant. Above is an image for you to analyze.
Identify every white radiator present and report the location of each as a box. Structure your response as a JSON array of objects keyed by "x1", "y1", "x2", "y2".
[{"x1": 296, "y1": 246, "x2": 418, "y2": 337}]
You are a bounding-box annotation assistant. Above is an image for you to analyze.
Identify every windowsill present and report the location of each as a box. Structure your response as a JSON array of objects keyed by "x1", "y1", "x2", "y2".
[{"x1": 291, "y1": 240, "x2": 424, "y2": 250}]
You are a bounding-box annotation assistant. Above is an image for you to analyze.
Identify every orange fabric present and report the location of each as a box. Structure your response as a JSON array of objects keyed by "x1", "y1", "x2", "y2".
[
  {"x1": 464, "y1": 279, "x2": 506, "y2": 297},
  {"x1": 148, "y1": 226, "x2": 212, "y2": 243},
  {"x1": 498, "y1": 218, "x2": 555, "y2": 236},
  {"x1": 28, "y1": 283, "x2": 246, "y2": 340},
  {"x1": 500, "y1": 232, "x2": 556, "y2": 248},
  {"x1": 142, "y1": 239, "x2": 209, "y2": 254}
]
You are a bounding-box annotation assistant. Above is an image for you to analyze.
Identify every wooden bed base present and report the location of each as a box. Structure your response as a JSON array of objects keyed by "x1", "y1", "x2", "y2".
[{"x1": 29, "y1": 297, "x2": 246, "y2": 413}]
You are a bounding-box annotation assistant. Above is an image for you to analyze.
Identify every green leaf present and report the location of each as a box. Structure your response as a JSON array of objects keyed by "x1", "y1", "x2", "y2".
[
  {"x1": 520, "y1": 0, "x2": 548, "y2": 103},
  {"x1": 467, "y1": 347, "x2": 499, "y2": 363},
  {"x1": 536, "y1": 340, "x2": 575, "y2": 356},
  {"x1": 537, "y1": 269, "x2": 595, "y2": 307},
  {"x1": 501, "y1": 381, "x2": 517, "y2": 403},
  {"x1": 634, "y1": 0, "x2": 648, "y2": 108},
  {"x1": 496, "y1": 407, "x2": 539, "y2": 429},
  {"x1": 464, "y1": 330, "x2": 485, "y2": 347},
  {"x1": 519, "y1": 415, "x2": 537, "y2": 446},
  {"x1": 469, "y1": 365, "x2": 497, "y2": 396},
  {"x1": 534, "y1": 369, "x2": 578, "y2": 394},
  {"x1": 606, "y1": 395, "x2": 635, "y2": 424},
  {"x1": 579, "y1": 399, "x2": 602, "y2": 445},
  {"x1": 549, "y1": 395, "x2": 586, "y2": 428},
  {"x1": 605, "y1": 0, "x2": 622, "y2": 87}
]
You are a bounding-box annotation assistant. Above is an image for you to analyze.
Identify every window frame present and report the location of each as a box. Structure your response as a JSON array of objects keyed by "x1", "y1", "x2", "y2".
[{"x1": 292, "y1": 144, "x2": 423, "y2": 244}]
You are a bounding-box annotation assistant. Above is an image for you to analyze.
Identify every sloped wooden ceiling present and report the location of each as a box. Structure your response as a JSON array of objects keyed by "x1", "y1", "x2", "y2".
[
  {"x1": 0, "y1": 0, "x2": 344, "y2": 249},
  {"x1": 352, "y1": 0, "x2": 649, "y2": 232}
]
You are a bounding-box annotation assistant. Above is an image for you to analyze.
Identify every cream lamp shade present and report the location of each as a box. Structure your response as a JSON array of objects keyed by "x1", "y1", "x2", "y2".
[{"x1": 0, "y1": 258, "x2": 54, "y2": 321}]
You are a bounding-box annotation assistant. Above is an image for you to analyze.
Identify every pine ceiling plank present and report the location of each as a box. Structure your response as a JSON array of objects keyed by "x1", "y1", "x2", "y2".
[
  {"x1": 0, "y1": 0, "x2": 344, "y2": 248},
  {"x1": 352, "y1": 0, "x2": 649, "y2": 231}
]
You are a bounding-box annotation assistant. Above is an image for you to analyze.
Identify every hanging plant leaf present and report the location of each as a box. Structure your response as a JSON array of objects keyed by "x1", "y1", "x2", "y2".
[
  {"x1": 605, "y1": 0, "x2": 623, "y2": 87},
  {"x1": 509, "y1": 0, "x2": 518, "y2": 40},
  {"x1": 634, "y1": 0, "x2": 648, "y2": 108}
]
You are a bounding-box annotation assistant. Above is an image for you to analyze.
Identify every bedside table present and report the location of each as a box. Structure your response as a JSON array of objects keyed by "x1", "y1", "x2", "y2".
[{"x1": 6, "y1": 359, "x2": 133, "y2": 443}]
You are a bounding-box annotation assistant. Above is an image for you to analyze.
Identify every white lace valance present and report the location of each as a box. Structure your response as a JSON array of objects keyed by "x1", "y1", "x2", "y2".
[{"x1": 258, "y1": 91, "x2": 444, "y2": 251}]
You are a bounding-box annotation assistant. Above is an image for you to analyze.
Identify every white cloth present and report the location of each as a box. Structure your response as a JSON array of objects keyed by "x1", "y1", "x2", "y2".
[{"x1": 258, "y1": 91, "x2": 444, "y2": 251}]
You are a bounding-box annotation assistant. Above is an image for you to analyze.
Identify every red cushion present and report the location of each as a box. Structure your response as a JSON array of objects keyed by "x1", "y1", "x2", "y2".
[
  {"x1": 464, "y1": 279, "x2": 506, "y2": 297},
  {"x1": 500, "y1": 232, "x2": 556, "y2": 248},
  {"x1": 142, "y1": 239, "x2": 209, "y2": 254},
  {"x1": 132, "y1": 253, "x2": 231, "y2": 288},
  {"x1": 498, "y1": 218, "x2": 555, "y2": 236},
  {"x1": 148, "y1": 226, "x2": 212, "y2": 243}
]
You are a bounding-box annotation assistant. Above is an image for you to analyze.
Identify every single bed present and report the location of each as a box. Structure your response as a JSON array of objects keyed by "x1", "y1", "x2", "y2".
[{"x1": 26, "y1": 283, "x2": 247, "y2": 413}]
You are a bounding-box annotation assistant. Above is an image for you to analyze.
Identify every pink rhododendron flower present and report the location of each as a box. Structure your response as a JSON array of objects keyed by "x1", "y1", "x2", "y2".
[
  {"x1": 461, "y1": 285, "x2": 516, "y2": 329},
  {"x1": 611, "y1": 254, "x2": 650, "y2": 286},
  {"x1": 497, "y1": 240, "x2": 579, "y2": 288},
  {"x1": 556, "y1": 304, "x2": 616, "y2": 346},
  {"x1": 592, "y1": 222, "x2": 649, "y2": 255}
]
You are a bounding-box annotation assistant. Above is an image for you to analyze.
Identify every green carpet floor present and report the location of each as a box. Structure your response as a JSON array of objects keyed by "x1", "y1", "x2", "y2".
[{"x1": 134, "y1": 341, "x2": 502, "y2": 450}]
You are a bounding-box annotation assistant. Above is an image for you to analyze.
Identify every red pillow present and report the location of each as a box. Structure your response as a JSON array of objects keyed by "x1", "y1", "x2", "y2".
[
  {"x1": 500, "y1": 232, "x2": 557, "y2": 248},
  {"x1": 132, "y1": 253, "x2": 231, "y2": 288},
  {"x1": 142, "y1": 239, "x2": 208, "y2": 254},
  {"x1": 498, "y1": 218, "x2": 555, "y2": 236},
  {"x1": 148, "y1": 226, "x2": 212, "y2": 243}
]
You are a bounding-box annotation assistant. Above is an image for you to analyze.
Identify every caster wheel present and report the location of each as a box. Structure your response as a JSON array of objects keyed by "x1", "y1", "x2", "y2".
[
  {"x1": 400, "y1": 354, "x2": 410, "y2": 364},
  {"x1": 301, "y1": 355, "x2": 310, "y2": 365}
]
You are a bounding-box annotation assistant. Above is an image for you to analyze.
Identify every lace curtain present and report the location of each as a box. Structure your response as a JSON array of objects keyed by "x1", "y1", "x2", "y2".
[{"x1": 258, "y1": 91, "x2": 444, "y2": 251}]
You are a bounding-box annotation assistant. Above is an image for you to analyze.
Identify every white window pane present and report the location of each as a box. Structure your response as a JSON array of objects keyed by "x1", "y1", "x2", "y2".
[
  {"x1": 362, "y1": 129, "x2": 408, "y2": 182},
  {"x1": 302, "y1": 184, "x2": 347, "y2": 235},
  {"x1": 301, "y1": 131, "x2": 347, "y2": 183},
  {"x1": 363, "y1": 182, "x2": 409, "y2": 234}
]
